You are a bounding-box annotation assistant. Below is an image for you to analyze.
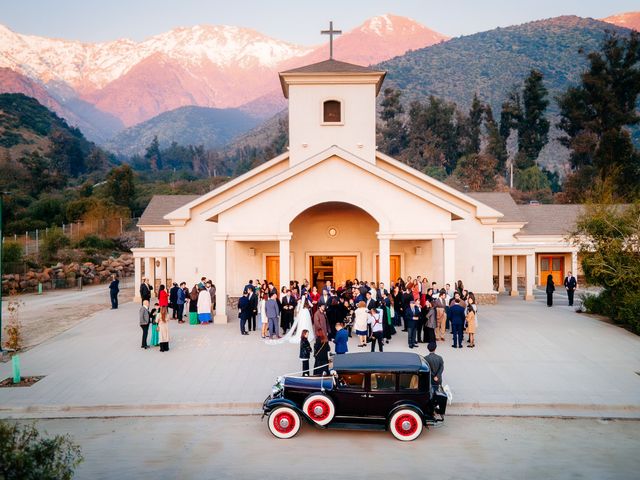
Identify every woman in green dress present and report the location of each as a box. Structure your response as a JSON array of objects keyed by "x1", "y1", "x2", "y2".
[
  {"x1": 149, "y1": 303, "x2": 160, "y2": 347},
  {"x1": 188, "y1": 285, "x2": 199, "y2": 325}
]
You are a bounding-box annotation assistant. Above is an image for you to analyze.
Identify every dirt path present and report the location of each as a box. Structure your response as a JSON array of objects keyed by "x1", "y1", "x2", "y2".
[{"x1": 2, "y1": 283, "x2": 134, "y2": 351}]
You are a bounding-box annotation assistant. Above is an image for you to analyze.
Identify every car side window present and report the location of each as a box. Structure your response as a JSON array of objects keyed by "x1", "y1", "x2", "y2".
[
  {"x1": 399, "y1": 374, "x2": 419, "y2": 391},
  {"x1": 371, "y1": 373, "x2": 396, "y2": 391},
  {"x1": 338, "y1": 373, "x2": 365, "y2": 390}
]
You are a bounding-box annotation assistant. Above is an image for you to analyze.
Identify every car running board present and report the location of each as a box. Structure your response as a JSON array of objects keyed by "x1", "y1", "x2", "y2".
[{"x1": 320, "y1": 422, "x2": 387, "y2": 432}]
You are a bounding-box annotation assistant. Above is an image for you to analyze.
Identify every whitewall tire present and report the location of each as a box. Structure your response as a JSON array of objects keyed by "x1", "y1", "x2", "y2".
[
  {"x1": 267, "y1": 406, "x2": 301, "y2": 439},
  {"x1": 302, "y1": 394, "x2": 336, "y2": 426},
  {"x1": 388, "y1": 408, "x2": 423, "y2": 441}
]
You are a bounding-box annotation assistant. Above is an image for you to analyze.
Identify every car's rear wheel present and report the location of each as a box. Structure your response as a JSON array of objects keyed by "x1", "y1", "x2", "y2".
[
  {"x1": 388, "y1": 408, "x2": 423, "y2": 441},
  {"x1": 267, "y1": 406, "x2": 301, "y2": 439},
  {"x1": 302, "y1": 394, "x2": 335, "y2": 426}
]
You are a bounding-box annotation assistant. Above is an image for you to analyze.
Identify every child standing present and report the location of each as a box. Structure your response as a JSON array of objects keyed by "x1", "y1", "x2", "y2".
[{"x1": 299, "y1": 329, "x2": 312, "y2": 376}]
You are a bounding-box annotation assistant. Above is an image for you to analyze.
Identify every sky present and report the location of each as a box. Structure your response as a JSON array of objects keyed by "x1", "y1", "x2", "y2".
[{"x1": 1, "y1": 0, "x2": 638, "y2": 44}]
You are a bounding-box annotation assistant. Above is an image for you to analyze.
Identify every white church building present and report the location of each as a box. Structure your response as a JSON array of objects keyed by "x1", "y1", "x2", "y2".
[{"x1": 133, "y1": 58, "x2": 582, "y2": 323}]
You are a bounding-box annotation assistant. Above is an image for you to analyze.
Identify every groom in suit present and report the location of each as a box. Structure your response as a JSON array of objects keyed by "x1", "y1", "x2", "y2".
[
  {"x1": 280, "y1": 289, "x2": 297, "y2": 333},
  {"x1": 564, "y1": 271, "x2": 577, "y2": 306}
]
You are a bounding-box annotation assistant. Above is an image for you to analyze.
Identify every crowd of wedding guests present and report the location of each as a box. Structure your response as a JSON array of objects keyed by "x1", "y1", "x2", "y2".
[
  {"x1": 233, "y1": 276, "x2": 478, "y2": 374},
  {"x1": 135, "y1": 274, "x2": 479, "y2": 362},
  {"x1": 137, "y1": 277, "x2": 217, "y2": 352}
]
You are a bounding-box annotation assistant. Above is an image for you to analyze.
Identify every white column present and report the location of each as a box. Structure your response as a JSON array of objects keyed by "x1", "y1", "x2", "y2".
[
  {"x1": 378, "y1": 235, "x2": 391, "y2": 289},
  {"x1": 525, "y1": 253, "x2": 535, "y2": 301},
  {"x1": 443, "y1": 236, "x2": 455, "y2": 287},
  {"x1": 134, "y1": 257, "x2": 142, "y2": 301},
  {"x1": 510, "y1": 255, "x2": 519, "y2": 296},
  {"x1": 167, "y1": 256, "x2": 175, "y2": 284},
  {"x1": 145, "y1": 257, "x2": 156, "y2": 297},
  {"x1": 431, "y1": 239, "x2": 444, "y2": 287},
  {"x1": 159, "y1": 256, "x2": 167, "y2": 286},
  {"x1": 498, "y1": 255, "x2": 505, "y2": 293},
  {"x1": 571, "y1": 250, "x2": 578, "y2": 283},
  {"x1": 279, "y1": 235, "x2": 291, "y2": 293},
  {"x1": 214, "y1": 236, "x2": 228, "y2": 324}
]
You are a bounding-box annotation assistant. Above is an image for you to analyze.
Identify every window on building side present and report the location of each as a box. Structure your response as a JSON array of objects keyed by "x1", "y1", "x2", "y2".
[
  {"x1": 169, "y1": 233, "x2": 175, "y2": 245},
  {"x1": 323, "y1": 100, "x2": 341, "y2": 123}
]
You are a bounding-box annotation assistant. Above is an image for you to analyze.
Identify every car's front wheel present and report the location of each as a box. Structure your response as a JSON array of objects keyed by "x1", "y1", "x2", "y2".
[
  {"x1": 302, "y1": 394, "x2": 335, "y2": 426},
  {"x1": 267, "y1": 406, "x2": 301, "y2": 439},
  {"x1": 388, "y1": 408, "x2": 423, "y2": 441}
]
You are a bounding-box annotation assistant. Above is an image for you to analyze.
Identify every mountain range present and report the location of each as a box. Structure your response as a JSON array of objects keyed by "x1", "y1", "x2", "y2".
[
  {"x1": 0, "y1": 11, "x2": 637, "y2": 158},
  {"x1": 0, "y1": 14, "x2": 446, "y2": 141}
]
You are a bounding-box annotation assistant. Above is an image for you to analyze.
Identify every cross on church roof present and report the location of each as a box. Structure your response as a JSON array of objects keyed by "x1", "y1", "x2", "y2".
[{"x1": 321, "y1": 21, "x2": 342, "y2": 60}]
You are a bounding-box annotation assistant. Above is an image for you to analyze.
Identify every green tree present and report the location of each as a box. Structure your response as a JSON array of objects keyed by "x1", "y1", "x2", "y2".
[
  {"x1": 483, "y1": 105, "x2": 508, "y2": 173},
  {"x1": 144, "y1": 136, "x2": 162, "y2": 171},
  {"x1": 453, "y1": 153, "x2": 498, "y2": 191},
  {"x1": 517, "y1": 70, "x2": 549, "y2": 168},
  {"x1": 464, "y1": 93, "x2": 483, "y2": 156},
  {"x1": 515, "y1": 165, "x2": 552, "y2": 192},
  {"x1": 558, "y1": 32, "x2": 640, "y2": 201},
  {"x1": 379, "y1": 87, "x2": 408, "y2": 156},
  {"x1": 106, "y1": 164, "x2": 136, "y2": 208},
  {"x1": 405, "y1": 96, "x2": 460, "y2": 173},
  {"x1": 572, "y1": 203, "x2": 640, "y2": 332},
  {"x1": 0, "y1": 420, "x2": 83, "y2": 480}
]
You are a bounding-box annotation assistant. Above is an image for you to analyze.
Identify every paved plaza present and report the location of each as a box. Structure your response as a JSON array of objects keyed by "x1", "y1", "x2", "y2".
[{"x1": 1, "y1": 288, "x2": 639, "y2": 419}]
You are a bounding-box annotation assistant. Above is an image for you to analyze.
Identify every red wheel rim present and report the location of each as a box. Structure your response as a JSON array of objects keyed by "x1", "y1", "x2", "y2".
[
  {"x1": 273, "y1": 412, "x2": 295, "y2": 434},
  {"x1": 307, "y1": 399, "x2": 330, "y2": 421},
  {"x1": 395, "y1": 414, "x2": 418, "y2": 436}
]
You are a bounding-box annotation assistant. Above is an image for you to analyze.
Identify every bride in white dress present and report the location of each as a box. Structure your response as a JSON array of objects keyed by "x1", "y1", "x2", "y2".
[{"x1": 265, "y1": 297, "x2": 314, "y2": 345}]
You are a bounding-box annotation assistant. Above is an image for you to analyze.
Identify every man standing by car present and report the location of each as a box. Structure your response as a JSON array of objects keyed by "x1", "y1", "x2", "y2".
[
  {"x1": 563, "y1": 271, "x2": 577, "y2": 307},
  {"x1": 425, "y1": 342, "x2": 444, "y2": 394}
]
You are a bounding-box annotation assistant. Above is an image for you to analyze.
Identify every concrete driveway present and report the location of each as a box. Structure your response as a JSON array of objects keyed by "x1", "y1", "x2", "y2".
[{"x1": 0, "y1": 294, "x2": 639, "y2": 418}]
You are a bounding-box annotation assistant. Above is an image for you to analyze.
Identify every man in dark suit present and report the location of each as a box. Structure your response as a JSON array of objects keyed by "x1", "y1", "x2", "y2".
[
  {"x1": 563, "y1": 271, "x2": 577, "y2": 306},
  {"x1": 140, "y1": 278, "x2": 152, "y2": 305},
  {"x1": 425, "y1": 342, "x2": 444, "y2": 395},
  {"x1": 365, "y1": 291, "x2": 377, "y2": 311},
  {"x1": 448, "y1": 298, "x2": 466, "y2": 348},
  {"x1": 318, "y1": 289, "x2": 332, "y2": 309},
  {"x1": 238, "y1": 292, "x2": 251, "y2": 335},
  {"x1": 247, "y1": 287, "x2": 258, "y2": 331},
  {"x1": 404, "y1": 299, "x2": 420, "y2": 348},
  {"x1": 280, "y1": 289, "x2": 297, "y2": 333},
  {"x1": 401, "y1": 287, "x2": 413, "y2": 332},
  {"x1": 169, "y1": 283, "x2": 180, "y2": 318}
]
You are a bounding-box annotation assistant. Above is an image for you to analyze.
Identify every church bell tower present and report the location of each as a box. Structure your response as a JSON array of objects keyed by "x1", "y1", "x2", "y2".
[{"x1": 278, "y1": 23, "x2": 386, "y2": 166}]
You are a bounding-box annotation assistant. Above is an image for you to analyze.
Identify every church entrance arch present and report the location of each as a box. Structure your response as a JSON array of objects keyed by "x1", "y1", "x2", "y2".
[{"x1": 289, "y1": 202, "x2": 378, "y2": 288}]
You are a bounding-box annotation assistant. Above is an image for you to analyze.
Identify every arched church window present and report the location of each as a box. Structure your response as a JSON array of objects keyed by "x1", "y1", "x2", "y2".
[{"x1": 323, "y1": 100, "x2": 341, "y2": 123}]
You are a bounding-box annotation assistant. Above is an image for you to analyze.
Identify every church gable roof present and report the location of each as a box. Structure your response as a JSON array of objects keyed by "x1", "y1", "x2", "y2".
[
  {"x1": 466, "y1": 192, "x2": 525, "y2": 223},
  {"x1": 139, "y1": 195, "x2": 199, "y2": 226},
  {"x1": 279, "y1": 59, "x2": 386, "y2": 97},
  {"x1": 198, "y1": 146, "x2": 474, "y2": 222},
  {"x1": 280, "y1": 59, "x2": 384, "y2": 75}
]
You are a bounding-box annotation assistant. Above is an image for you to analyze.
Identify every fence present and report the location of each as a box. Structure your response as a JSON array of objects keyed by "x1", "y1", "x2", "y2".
[{"x1": 2, "y1": 217, "x2": 141, "y2": 256}]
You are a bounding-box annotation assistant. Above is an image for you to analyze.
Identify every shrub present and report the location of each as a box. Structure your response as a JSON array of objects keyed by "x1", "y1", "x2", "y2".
[
  {"x1": 40, "y1": 228, "x2": 70, "y2": 262},
  {"x1": 0, "y1": 420, "x2": 83, "y2": 480},
  {"x1": 75, "y1": 235, "x2": 116, "y2": 250},
  {"x1": 2, "y1": 241, "x2": 23, "y2": 263}
]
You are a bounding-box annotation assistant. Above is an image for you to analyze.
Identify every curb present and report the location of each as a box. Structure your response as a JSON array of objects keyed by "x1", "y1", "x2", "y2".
[{"x1": 1, "y1": 401, "x2": 639, "y2": 420}]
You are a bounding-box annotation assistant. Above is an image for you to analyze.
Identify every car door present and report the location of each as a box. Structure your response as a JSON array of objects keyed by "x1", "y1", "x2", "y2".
[
  {"x1": 332, "y1": 371, "x2": 368, "y2": 417},
  {"x1": 368, "y1": 372, "x2": 401, "y2": 418}
]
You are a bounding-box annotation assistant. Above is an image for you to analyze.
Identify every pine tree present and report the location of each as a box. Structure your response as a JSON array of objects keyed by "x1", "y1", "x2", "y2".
[
  {"x1": 558, "y1": 32, "x2": 640, "y2": 201},
  {"x1": 483, "y1": 105, "x2": 508, "y2": 173},
  {"x1": 466, "y1": 94, "x2": 483, "y2": 155},
  {"x1": 144, "y1": 136, "x2": 162, "y2": 171},
  {"x1": 518, "y1": 70, "x2": 549, "y2": 168},
  {"x1": 379, "y1": 87, "x2": 408, "y2": 156},
  {"x1": 106, "y1": 164, "x2": 136, "y2": 209}
]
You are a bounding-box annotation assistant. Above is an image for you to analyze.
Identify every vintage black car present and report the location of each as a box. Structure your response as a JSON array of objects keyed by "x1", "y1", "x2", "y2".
[{"x1": 262, "y1": 352, "x2": 448, "y2": 441}]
